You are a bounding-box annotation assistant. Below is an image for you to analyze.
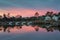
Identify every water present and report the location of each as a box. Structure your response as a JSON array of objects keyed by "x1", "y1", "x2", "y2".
[{"x1": 0, "y1": 26, "x2": 60, "y2": 40}]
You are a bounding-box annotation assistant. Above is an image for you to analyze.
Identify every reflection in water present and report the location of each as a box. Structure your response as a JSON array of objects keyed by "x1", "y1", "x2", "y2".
[{"x1": 0, "y1": 23, "x2": 60, "y2": 33}]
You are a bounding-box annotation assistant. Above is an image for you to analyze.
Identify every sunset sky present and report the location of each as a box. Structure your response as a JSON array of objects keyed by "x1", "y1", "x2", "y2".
[
  {"x1": 0, "y1": 0, "x2": 60, "y2": 17},
  {"x1": 0, "y1": 1, "x2": 60, "y2": 40}
]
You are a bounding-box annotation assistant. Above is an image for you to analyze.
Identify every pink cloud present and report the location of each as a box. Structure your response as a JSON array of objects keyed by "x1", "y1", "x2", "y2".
[{"x1": 0, "y1": 8, "x2": 59, "y2": 17}]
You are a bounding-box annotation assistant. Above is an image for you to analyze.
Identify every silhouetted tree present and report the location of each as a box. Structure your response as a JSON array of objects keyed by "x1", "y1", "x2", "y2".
[{"x1": 34, "y1": 12, "x2": 39, "y2": 17}]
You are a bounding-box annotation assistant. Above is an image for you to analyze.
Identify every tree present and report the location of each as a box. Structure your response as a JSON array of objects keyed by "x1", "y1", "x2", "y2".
[{"x1": 34, "y1": 12, "x2": 39, "y2": 17}]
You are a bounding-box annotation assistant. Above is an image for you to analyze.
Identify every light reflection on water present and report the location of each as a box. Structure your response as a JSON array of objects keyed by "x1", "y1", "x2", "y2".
[
  {"x1": 0, "y1": 25, "x2": 60, "y2": 33},
  {"x1": 0, "y1": 26, "x2": 60, "y2": 40},
  {"x1": 0, "y1": 26, "x2": 47, "y2": 33}
]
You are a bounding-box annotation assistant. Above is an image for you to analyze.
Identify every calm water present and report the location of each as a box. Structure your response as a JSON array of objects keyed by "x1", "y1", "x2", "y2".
[{"x1": 0, "y1": 26, "x2": 60, "y2": 40}]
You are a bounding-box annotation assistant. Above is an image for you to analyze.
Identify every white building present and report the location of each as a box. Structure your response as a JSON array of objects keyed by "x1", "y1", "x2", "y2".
[
  {"x1": 44, "y1": 16, "x2": 51, "y2": 21},
  {"x1": 52, "y1": 15, "x2": 58, "y2": 21}
]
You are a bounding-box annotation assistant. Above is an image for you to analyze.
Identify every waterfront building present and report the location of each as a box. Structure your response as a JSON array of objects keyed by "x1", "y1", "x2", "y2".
[
  {"x1": 44, "y1": 11, "x2": 52, "y2": 21},
  {"x1": 52, "y1": 14, "x2": 58, "y2": 21}
]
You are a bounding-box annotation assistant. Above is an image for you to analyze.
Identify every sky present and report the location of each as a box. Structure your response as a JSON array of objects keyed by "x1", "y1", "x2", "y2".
[{"x1": 0, "y1": 0, "x2": 60, "y2": 17}]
